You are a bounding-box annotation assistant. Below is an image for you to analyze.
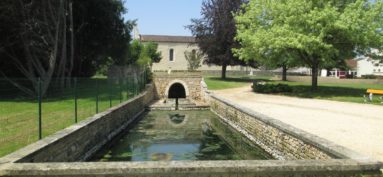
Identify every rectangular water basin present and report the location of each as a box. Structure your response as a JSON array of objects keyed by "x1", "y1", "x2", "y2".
[{"x1": 90, "y1": 110, "x2": 273, "y2": 162}]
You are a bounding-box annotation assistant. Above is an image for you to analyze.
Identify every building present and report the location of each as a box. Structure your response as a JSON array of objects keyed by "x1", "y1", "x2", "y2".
[
  {"x1": 355, "y1": 56, "x2": 383, "y2": 77},
  {"x1": 139, "y1": 35, "x2": 249, "y2": 72}
]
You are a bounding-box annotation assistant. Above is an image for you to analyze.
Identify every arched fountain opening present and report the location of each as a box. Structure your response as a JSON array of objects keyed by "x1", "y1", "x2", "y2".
[
  {"x1": 168, "y1": 83, "x2": 186, "y2": 99},
  {"x1": 168, "y1": 83, "x2": 186, "y2": 110}
]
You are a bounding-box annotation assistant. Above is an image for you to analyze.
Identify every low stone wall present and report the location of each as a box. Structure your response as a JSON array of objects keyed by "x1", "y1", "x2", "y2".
[
  {"x1": 209, "y1": 94, "x2": 382, "y2": 163},
  {"x1": 1, "y1": 160, "x2": 381, "y2": 177},
  {"x1": 0, "y1": 84, "x2": 154, "y2": 163},
  {"x1": 277, "y1": 76, "x2": 383, "y2": 84}
]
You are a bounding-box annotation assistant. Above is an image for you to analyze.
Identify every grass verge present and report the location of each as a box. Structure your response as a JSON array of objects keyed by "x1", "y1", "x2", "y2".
[
  {"x1": 0, "y1": 78, "x2": 142, "y2": 157},
  {"x1": 204, "y1": 75, "x2": 383, "y2": 105}
]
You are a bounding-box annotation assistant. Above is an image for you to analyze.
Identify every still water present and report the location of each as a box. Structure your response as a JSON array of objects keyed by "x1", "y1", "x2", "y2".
[{"x1": 91, "y1": 110, "x2": 273, "y2": 161}]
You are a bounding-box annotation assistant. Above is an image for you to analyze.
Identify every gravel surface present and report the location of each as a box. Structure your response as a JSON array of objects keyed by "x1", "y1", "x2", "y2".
[{"x1": 213, "y1": 85, "x2": 383, "y2": 162}]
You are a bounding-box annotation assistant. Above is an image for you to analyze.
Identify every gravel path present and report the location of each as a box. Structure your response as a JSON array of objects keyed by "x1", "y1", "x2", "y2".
[{"x1": 213, "y1": 85, "x2": 383, "y2": 162}]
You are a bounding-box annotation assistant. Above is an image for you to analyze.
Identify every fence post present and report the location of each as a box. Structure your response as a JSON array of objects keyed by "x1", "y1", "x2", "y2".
[
  {"x1": 140, "y1": 72, "x2": 143, "y2": 91},
  {"x1": 96, "y1": 79, "x2": 99, "y2": 114},
  {"x1": 119, "y1": 77, "x2": 122, "y2": 103},
  {"x1": 109, "y1": 79, "x2": 112, "y2": 108},
  {"x1": 144, "y1": 68, "x2": 148, "y2": 86},
  {"x1": 74, "y1": 78, "x2": 78, "y2": 123},
  {"x1": 37, "y1": 77, "x2": 42, "y2": 140},
  {"x1": 126, "y1": 77, "x2": 129, "y2": 100},
  {"x1": 136, "y1": 73, "x2": 139, "y2": 94}
]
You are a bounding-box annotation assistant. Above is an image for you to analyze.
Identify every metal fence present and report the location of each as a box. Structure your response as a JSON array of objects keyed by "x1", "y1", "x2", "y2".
[{"x1": 0, "y1": 70, "x2": 148, "y2": 157}]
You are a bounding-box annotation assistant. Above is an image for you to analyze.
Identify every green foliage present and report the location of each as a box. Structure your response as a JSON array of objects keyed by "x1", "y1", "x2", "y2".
[
  {"x1": 235, "y1": 0, "x2": 383, "y2": 89},
  {"x1": 96, "y1": 57, "x2": 114, "y2": 76},
  {"x1": 0, "y1": 0, "x2": 132, "y2": 78},
  {"x1": 252, "y1": 82, "x2": 293, "y2": 93},
  {"x1": 361, "y1": 75, "x2": 378, "y2": 79},
  {"x1": 127, "y1": 40, "x2": 143, "y2": 65},
  {"x1": 128, "y1": 40, "x2": 162, "y2": 66},
  {"x1": 187, "y1": 0, "x2": 254, "y2": 79},
  {"x1": 184, "y1": 50, "x2": 203, "y2": 71},
  {"x1": 145, "y1": 42, "x2": 162, "y2": 63}
]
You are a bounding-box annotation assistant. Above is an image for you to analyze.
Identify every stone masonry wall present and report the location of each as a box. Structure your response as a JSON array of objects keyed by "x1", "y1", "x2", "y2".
[
  {"x1": 153, "y1": 72, "x2": 202, "y2": 100},
  {"x1": 0, "y1": 84, "x2": 154, "y2": 163},
  {"x1": 210, "y1": 95, "x2": 333, "y2": 160}
]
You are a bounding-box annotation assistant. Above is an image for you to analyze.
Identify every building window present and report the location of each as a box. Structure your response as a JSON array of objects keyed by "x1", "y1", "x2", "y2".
[{"x1": 169, "y1": 49, "x2": 174, "y2": 62}]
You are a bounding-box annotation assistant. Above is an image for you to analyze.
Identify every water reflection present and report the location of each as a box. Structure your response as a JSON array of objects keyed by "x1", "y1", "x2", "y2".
[
  {"x1": 168, "y1": 113, "x2": 187, "y2": 127},
  {"x1": 90, "y1": 111, "x2": 272, "y2": 162}
]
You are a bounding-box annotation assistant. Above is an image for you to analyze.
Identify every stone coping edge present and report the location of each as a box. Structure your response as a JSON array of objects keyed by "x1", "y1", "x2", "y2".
[
  {"x1": 209, "y1": 93, "x2": 382, "y2": 166},
  {"x1": 0, "y1": 85, "x2": 152, "y2": 165},
  {"x1": 148, "y1": 106, "x2": 210, "y2": 111},
  {"x1": 0, "y1": 159, "x2": 381, "y2": 176}
]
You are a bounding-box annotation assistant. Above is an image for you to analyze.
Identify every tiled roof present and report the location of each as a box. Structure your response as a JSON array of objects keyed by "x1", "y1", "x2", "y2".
[
  {"x1": 140, "y1": 35, "x2": 196, "y2": 43},
  {"x1": 346, "y1": 59, "x2": 357, "y2": 69}
]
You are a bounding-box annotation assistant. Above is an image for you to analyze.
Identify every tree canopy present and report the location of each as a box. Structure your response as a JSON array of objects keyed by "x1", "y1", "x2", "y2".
[
  {"x1": 235, "y1": 0, "x2": 383, "y2": 89},
  {"x1": 187, "y1": 0, "x2": 251, "y2": 79},
  {"x1": 0, "y1": 0, "x2": 132, "y2": 95},
  {"x1": 129, "y1": 40, "x2": 162, "y2": 67}
]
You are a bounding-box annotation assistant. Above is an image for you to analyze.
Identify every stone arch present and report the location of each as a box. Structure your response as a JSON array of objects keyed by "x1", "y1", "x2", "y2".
[
  {"x1": 164, "y1": 80, "x2": 190, "y2": 99},
  {"x1": 168, "y1": 83, "x2": 186, "y2": 98}
]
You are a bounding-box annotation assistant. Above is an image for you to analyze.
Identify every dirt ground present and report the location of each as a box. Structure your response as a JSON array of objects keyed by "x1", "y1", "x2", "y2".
[{"x1": 213, "y1": 85, "x2": 383, "y2": 162}]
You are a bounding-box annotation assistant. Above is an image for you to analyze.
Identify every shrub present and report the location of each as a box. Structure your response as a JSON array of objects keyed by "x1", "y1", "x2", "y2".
[
  {"x1": 361, "y1": 75, "x2": 377, "y2": 79},
  {"x1": 252, "y1": 82, "x2": 292, "y2": 93}
]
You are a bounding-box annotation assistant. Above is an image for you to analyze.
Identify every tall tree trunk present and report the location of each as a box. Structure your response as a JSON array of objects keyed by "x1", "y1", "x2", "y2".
[
  {"x1": 59, "y1": 1, "x2": 67, "y2": 87},
  {"x1": 311, "y1": 62, "x2": 319, "y2": 91},
  {"x1": 282, "y1": 64, "x2": 287, "y2": 81},
  {"x1": 221, "y1": 63, "x2": 227, "y2": 79},
  {"x1": 67, "y1": 0, "x2": 74, "y2": 86}
]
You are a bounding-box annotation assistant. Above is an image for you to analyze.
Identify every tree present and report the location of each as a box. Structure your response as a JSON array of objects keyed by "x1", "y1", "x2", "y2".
[
  {"x1": 72, "y1": 0, "x2": 132, "y2": 76},
  {"x1": 235, "y1": 0, "x2": 383, "y2": 90},
  {"x1": 0, "y1": 0, "x2": 132, "y2": 95},
  {"x1": 0, "y1": 0, "x2": 70, "y2": 95},
  {"x1": 130, "y1": 40, "x2": 162, "y2": 67},
  {"x1": 187, "y1": 0, "x2": 250, "y2": 79},
  {"x1": 144, "y1": 42, "x2": 162, "y2": 64},
  {"x1": 185, "y1": 50, "x2": 204, "y2": 71}
]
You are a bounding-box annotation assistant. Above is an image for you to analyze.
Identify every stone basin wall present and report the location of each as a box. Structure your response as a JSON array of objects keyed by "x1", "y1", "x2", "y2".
[{"x1": 210, "y1": 94, "x2": 343, "y2": 160}]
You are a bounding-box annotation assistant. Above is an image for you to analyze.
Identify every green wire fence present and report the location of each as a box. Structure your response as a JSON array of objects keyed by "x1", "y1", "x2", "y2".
[{"x1": 0, "y1": 69, "x2": 149, "y2": 157}]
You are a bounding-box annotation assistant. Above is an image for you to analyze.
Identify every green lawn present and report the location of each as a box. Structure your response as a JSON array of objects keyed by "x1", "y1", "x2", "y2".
[
  {"x1": 273, "y1": 81, "x2": 383, "y2": 104},
  {"x1": 204, "y1": 76, "x2": 271, "y2": 90},
  {"x1": 0, "y1": 78, "x2": 143, "y2": 157},
  {"x1": 204, "y1": 75, "x2": 383, "y2": 105}
]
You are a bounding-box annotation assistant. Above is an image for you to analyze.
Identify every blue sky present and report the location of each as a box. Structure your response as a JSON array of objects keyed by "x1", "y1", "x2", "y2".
[{"x1": 123, "y1": 0, "x2": 203, "y2": 36}]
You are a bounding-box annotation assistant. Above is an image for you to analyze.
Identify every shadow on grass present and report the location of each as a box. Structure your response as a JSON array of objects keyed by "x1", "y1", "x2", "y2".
[{"x1": 278, "y1": 84, "x2": 367, "y2": 99}]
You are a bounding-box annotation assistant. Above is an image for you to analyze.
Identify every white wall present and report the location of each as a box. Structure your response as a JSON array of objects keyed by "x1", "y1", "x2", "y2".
[
  {"x1": 150, "y1": 42, "x2": 244, "y2": 71},
  {"x1": 356, "y1": 58, "x2": 383, "y2": 77}
]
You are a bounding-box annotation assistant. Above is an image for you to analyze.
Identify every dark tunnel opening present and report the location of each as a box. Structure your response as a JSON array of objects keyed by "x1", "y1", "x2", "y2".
[{"x1": 168, "y1": 83, "x2": 186, "y2": 99}]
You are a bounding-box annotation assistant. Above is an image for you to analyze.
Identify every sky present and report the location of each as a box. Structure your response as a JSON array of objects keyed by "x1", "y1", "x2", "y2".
[{"x1": 123, "y1": 0, "x2": 204, "y2": 36}]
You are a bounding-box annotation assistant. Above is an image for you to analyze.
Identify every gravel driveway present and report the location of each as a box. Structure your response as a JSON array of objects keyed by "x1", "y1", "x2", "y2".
[{"x1": 213, "y1": 85, "x2": 383, "y2": 162}]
